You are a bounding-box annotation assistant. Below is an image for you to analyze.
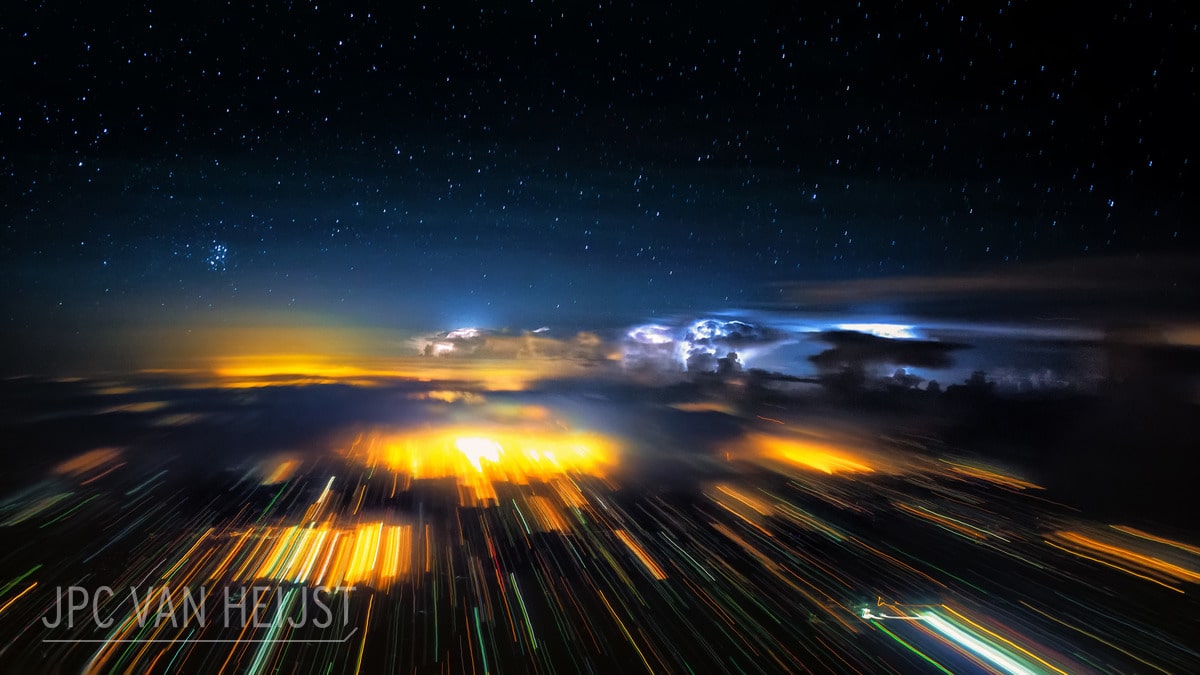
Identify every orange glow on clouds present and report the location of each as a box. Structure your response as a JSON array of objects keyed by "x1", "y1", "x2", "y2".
[
  {"x1": 188, "y1": 353, "x2": 596, "y2": 391},
  {"x1": 260, "y1": 457, "x2": 302, "y2": 485},
  {"x1": 727, "y1": 431, "x2": 881, "y2": 475},
  {"x1": 118, "y1": 316, "x2": 616, "y2": 391},
  {"x1": 342, "y1": 424, "x2": 620, "y2": 505}
]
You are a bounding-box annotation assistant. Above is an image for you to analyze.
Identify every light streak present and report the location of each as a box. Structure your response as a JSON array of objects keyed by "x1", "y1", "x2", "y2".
[
  {"x1": 1048, "y1": 529, "x2": 1200, "y2": 587},
  {"x1": 614, "y1": 529, "x2": 668, "y2": 580},
  {"x1": 317, "y1": 476, "x2": 335, "y2": 504},
  {"x1": 0, "y1": 581, "x2": 37, "y2": 616},
  {"x1": 920, "y1": 611, "x2": 1037, "y2": 675}
]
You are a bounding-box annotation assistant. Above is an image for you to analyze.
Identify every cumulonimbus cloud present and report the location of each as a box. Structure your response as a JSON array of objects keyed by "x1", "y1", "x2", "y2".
[
  {"x1": 623, "y1": 318, "x2": 792, "y2": 374},
  {"x1": 420, "y1": 328, "x2": 607, "y2": 362}
]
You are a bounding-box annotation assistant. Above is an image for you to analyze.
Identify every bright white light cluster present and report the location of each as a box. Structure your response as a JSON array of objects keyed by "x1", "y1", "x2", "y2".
[
  {"x1": 623, "y1": 318, "x2": 785, "y2": 372},
  {"x1": 426, "y1": 327, "x2": 483, "y2": 355},
  {"x1": 625, "y1": 324, "x2": 673, "y2": 345},
  {"x1": 445, "y1": 328, "x2": 481, "y2": 340},
  {"x1": 834, "y1": 323, "x2": 917, "y2": 339}
]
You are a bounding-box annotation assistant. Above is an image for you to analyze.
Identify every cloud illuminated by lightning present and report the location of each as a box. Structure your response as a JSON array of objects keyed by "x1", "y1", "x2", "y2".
[{"x1": 834, "y1": 323, "x2": 917, "y2": 339}]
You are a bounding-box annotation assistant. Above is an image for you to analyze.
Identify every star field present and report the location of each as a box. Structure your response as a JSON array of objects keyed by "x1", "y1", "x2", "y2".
[{"x1": 1, "y1": 1, "x2": 1197, "y2": 372}]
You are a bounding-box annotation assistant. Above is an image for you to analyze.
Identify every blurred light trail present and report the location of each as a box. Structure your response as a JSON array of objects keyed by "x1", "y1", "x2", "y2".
[{"x1": 1, "y1": 383, "x2": 1196, "y2": 673}]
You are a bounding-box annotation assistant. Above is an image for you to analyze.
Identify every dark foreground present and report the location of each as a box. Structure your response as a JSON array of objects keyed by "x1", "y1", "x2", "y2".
[{"x1": 0, "y1": 375, "x2": 1197, "y2": 674}]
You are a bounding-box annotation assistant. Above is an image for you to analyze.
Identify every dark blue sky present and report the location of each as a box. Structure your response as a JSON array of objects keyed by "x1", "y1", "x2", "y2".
[{"x1": 2, "y1": 1, "x2": 1197, "y2": 373}]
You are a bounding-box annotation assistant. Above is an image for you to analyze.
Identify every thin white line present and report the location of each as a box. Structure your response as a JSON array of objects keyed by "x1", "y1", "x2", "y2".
[{"x1": 42, "y1": 627, "x2": 359, "y2": 644}]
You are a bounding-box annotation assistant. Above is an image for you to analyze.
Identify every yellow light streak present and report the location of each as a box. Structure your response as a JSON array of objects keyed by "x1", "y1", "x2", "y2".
[
  {"x1": 342, "y1": 425, "x2": 619, "y2": 506},
  {"x1": 728, "y1": 431, "x2": 878, "y2": 474},
  {"x1": 614, "y1": 529, "x2": 668, "y2": 580}
]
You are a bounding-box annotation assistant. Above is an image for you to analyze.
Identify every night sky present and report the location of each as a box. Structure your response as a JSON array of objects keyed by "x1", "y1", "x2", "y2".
[
  {"x1": 5, "y1": 6, "x2": 1200, "y2": 673},
  {"x1": 2, "y1": 1, "x2": 1197, "y2": 373}
]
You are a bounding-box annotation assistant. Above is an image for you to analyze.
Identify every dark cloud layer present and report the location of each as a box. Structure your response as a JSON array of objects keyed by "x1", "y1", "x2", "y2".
[
  {"x1": 808, "y1": 330, "x2": 969, "y2": 371},
  {"x1": 778, "y1": 255, "x2": 1200, "y2": 323}
]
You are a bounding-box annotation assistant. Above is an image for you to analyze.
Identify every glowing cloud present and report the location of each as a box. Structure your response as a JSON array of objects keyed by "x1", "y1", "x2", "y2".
[
  {"x1": 623, "y1": 317, "x2": 790, "y2": 373},
  {"x1": 835, "y1": 323, "x2": 917, "y2": 339},
  {"x1": 626, "y1": 324, "x2": 674, "y2": 345},
  {"x1": 724, "y1": 431, "x2": 885, "y2": 475},
  {"x1": 420, "y1": 327, "x2": 608, "y2": 362},
  {"x1": 341, "y1": 422, "x2": 621, "y2": 505}
]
